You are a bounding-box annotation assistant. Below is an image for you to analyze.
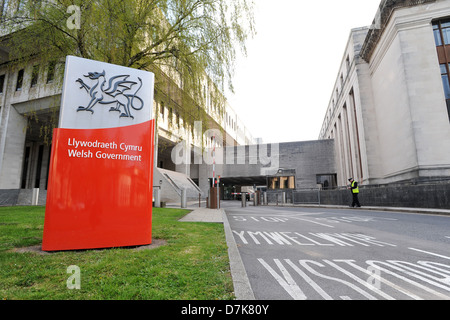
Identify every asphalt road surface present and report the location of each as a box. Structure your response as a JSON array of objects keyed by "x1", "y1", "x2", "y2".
[{"x1": 222, "y1": 201, "x2": 450, "y2": 300}]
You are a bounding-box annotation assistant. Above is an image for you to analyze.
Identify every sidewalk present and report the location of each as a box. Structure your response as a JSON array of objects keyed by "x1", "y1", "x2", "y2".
[
  {"x1": 173, "y1": 204, "x2": 255, "y2": 300},
  {"x1": 166, "y1": 201, "x2": 224, "y2": 223},
  {"x1": 178, "y1": 207, "x2": 224, "y2": 223},
  {"x1": 266, "y1": 203, "x2": 450, "y2": 216}
]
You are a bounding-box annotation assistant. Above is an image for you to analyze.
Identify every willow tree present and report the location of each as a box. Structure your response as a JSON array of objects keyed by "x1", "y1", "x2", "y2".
[{"x1": 4, "y1": 0, "x2": 255, "y2": 138}]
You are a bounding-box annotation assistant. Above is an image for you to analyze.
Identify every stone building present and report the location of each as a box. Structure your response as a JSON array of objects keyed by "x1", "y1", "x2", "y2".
[
  {"x1": 0, "y1": 1, "x2": 255, "y2": 205},
  {"x1": 319, "y1": 0, "x2": 450, "y2": 186}
]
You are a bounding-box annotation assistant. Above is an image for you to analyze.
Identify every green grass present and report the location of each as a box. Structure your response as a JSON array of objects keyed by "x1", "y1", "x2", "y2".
[{"x1": 0, "y1": 206, "x2": 234, "y2": 300}]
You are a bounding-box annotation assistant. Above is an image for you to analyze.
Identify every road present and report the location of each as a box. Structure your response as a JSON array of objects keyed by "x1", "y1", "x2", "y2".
[{"x1": 222, "y1": 201, "x2": 450, "y2": 300}]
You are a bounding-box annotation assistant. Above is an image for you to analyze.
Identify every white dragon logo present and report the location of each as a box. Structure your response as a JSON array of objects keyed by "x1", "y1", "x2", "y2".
[{"x1": 76, "y1": 70, "x2": 144, "y2": 119}]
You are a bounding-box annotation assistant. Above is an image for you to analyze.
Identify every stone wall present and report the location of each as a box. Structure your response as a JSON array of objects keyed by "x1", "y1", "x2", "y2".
[{"x1": 0, "y1": 189, "x2": 47, "y2": 206}]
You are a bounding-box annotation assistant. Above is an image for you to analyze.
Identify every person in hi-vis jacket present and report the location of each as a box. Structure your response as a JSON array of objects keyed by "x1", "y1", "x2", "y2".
[{"x1": 348, "y1": 178, "x2": 361, "y2": 208}]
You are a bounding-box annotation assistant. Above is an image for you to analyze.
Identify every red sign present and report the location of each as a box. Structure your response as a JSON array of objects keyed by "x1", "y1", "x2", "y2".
[
  {"x1": 42, "y1": 121, "x2": 155, "y2": 251},
  {"x1": 42, "y1": 56, "x2": 155, "y2": 252}
]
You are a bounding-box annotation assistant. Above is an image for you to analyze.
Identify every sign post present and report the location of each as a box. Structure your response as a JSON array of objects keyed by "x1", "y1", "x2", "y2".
[
  {"x1": 42, "y1": 56, "x2": 155, "y2": 251},
  {"x1": 217, "y1": 175, "x2": 220, "y2": 209}
]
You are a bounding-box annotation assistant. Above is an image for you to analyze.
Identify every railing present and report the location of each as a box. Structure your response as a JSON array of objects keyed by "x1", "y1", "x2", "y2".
[
  {"x1": 163, "y1": 173, "x2": 181, "y2": 196},
  {"x1": 263, "y1": 178, "x2": 450, "y2": 209},
  {"x1": 265, "y1": 189, "x2": 322, "y2": 205}
]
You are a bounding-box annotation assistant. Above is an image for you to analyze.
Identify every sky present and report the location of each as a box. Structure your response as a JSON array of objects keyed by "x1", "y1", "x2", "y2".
[{"x1": 227, "y1": 0, "x2": 382, "y2": 144}]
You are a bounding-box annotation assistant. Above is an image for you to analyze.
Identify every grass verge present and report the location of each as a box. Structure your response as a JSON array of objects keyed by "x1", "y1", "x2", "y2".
[{"x1": 0, "y1": 206, "x2": 234, "y2": 300}]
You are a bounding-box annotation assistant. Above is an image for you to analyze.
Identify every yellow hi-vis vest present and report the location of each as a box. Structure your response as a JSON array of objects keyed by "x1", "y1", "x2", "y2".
[{"x1": 352, "y1": 181, "x2": 359, "y2": 194}]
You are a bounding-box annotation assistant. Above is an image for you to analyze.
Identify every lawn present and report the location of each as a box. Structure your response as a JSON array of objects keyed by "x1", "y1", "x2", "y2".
[{"x1": 0, "y1": 206, "x2": 235, "y2": 300}]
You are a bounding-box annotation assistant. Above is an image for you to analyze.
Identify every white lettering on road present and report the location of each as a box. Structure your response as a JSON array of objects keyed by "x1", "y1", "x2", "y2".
[
  {"x1": 334, "y1": 260, "x2": 423, "y2": 300},
  {"x1": 297, "y1": 259, "x2": 379, "y2": 300},
  {"x1": 366, "y1": 260, "x2": 450, "y2": 299},
  {"x1": 315, "y1": 216, "x2": 398, "y2": 224},
  {"x1": 323, "y1": 260, "x2": 394, "y2": 300},
  {"x1": 257, "y1": 258, "x2": 307, "y2": 300},
  {"x1": 258, "y1": 258, "x2": 450, "y2": 300},
  {"x1": 289, "y1": 217, "x2": 335, "y2": 228},
  {"x1": 409, "y1": 248, "x2": 450, "y2": 261},
  {"x1": 232, "y1": 216, "x2": 289, "y2": 223},
  {"x1": 233, "y1": 231, "x2": 397, "y2": 247}
]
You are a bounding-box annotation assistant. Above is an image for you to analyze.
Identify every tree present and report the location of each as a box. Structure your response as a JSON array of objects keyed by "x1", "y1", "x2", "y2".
[{"x1": 3, "y1": 0, "x2": 255, "y2": 137}]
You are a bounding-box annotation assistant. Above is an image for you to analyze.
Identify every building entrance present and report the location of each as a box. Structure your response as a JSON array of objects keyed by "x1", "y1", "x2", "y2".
[
  {"x1": 219, "y1": 176, "x2": 267, "y2": 200},
  {"x1": 20, "y1": 111, "x2": 57, "y2": 191}
]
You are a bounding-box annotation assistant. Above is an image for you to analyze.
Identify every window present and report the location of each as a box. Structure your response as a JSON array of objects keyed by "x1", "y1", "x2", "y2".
[
  {"x1": 168, "y1": 106, "x2": 173, "y2": 123},
  {"x1": 21, "y1": 146, "x2": 31, "y2": 189},
  {"x1": 433, "y1": 19, "x2": 450, "y2": 120},
  {"x1": 268, "y1": 176, "x2": 295, "y2": 190},
  {"x1": 1, "y1": 0, "x2": 10, "y2": 19},
  {"x1": 160, "y1": 102, "x2": 165, "y2": 120},
  {"x1": 0, "y1": 74, "x2": 5, "y2": 94},
  {"x1": 17, "y1": 0, "x2": 26, "y2": 13},
  {"x1": 35, "y1": 145, "x2": 44, "y2": 188},
  {"x1": 316, "y1": 174, "x2": 337, "y2": 190},
  {"x1": 46, "y1": 61, "x2": 56, "y2": 83},
  {"x1": 440, "y1": 64, "x2": 450, "y2": 99},
  {"x1": 434, "y1": 20, "x2": 450, "y2": 46},
  {"x1": 434, "y1": 24, "x2": 443, "y2": 46},
  {"x1": 30, "y1": 65, "x2": 39, "y2": 87},
  {"x1": 16, "y1": 69, "x2": 24, "y2": 91}
]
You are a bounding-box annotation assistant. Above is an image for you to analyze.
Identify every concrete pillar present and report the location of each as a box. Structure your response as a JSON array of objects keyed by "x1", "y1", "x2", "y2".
[
  {"x1": 181, "y1": 188, "x2": 187, "y2": 208},
  {"x1": 0, "y1": 106, "x2": 27, "y2": 189},
  {"x1": 32, "y1": 188, "x2": 39, "y2": 206},
  {"x1": 241, "y1": 193, "x2": 247, "y2": 207},
  {"x1": 154, "y1": 187, "x2": 161, "y2": 208}
]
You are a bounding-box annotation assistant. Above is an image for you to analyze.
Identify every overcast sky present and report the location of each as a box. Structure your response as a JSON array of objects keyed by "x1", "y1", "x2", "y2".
[{"x1": 227, "y1": 0, "x2": 382, "y2": 144}]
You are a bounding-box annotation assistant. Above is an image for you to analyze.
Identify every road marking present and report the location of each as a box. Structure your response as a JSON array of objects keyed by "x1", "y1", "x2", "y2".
[
  {"x1": 366, "y1": 260, "x2": 450, "y2": 299},
  {"x1": 335, "y1": 260, "x2": 423, "y2": 300},
  {"x1": 258, "y1": 258, "x2": 450, "y2": 300},
  {"x1": 298, "y1": 260, "x2": 379, "y2": 300},
  {"x1": 288, "y1": 216, "x2": 335, "y2": 228},
  {"x1": 257, "y1": 258, "x2": 307, "y2": 300},
  {"x1": 233, "y1": 231, "x2": 396, "y2": 247},
  {"x1": 409, "y1": 248, "x2": 450, "y2": 261},
  {"x1": 284, "y1": 259, "x2": 332, "y2": 300},
  {"x1": 315, "y1": 216, "x2": 398, "y2": 224},
  {"x1": 386, "y1": 261, "x2": 450, "y2": 292},
  {"x1": 232, "y1": 216, "x2": 289, "y2": 223},
  {"x1": 324, "y1": 260, "x2": 395, "y2": 300}
]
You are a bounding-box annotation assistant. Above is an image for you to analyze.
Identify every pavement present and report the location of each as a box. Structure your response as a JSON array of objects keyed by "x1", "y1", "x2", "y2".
[
  {"x1": 264, "y1": 203, "x2": 450, "y2": 216},
  {"x1": 178, "y1": 207, "x2": 224, "y2": 223},
  {"x1": 173, "y1": 203, "x2": 255, "y2": 300},
  {"x1": 171, "y1": 202, "x2": 450, "y2": 300}
]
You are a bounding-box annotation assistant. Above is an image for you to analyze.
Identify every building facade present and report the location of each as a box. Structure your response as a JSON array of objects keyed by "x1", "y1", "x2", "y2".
[
  {"x1": 319, "y1": 0, "x2": 450, "y2": 186},
  {"x1": 0, "y1": 1, "x2": 255, "y2": 205}
]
